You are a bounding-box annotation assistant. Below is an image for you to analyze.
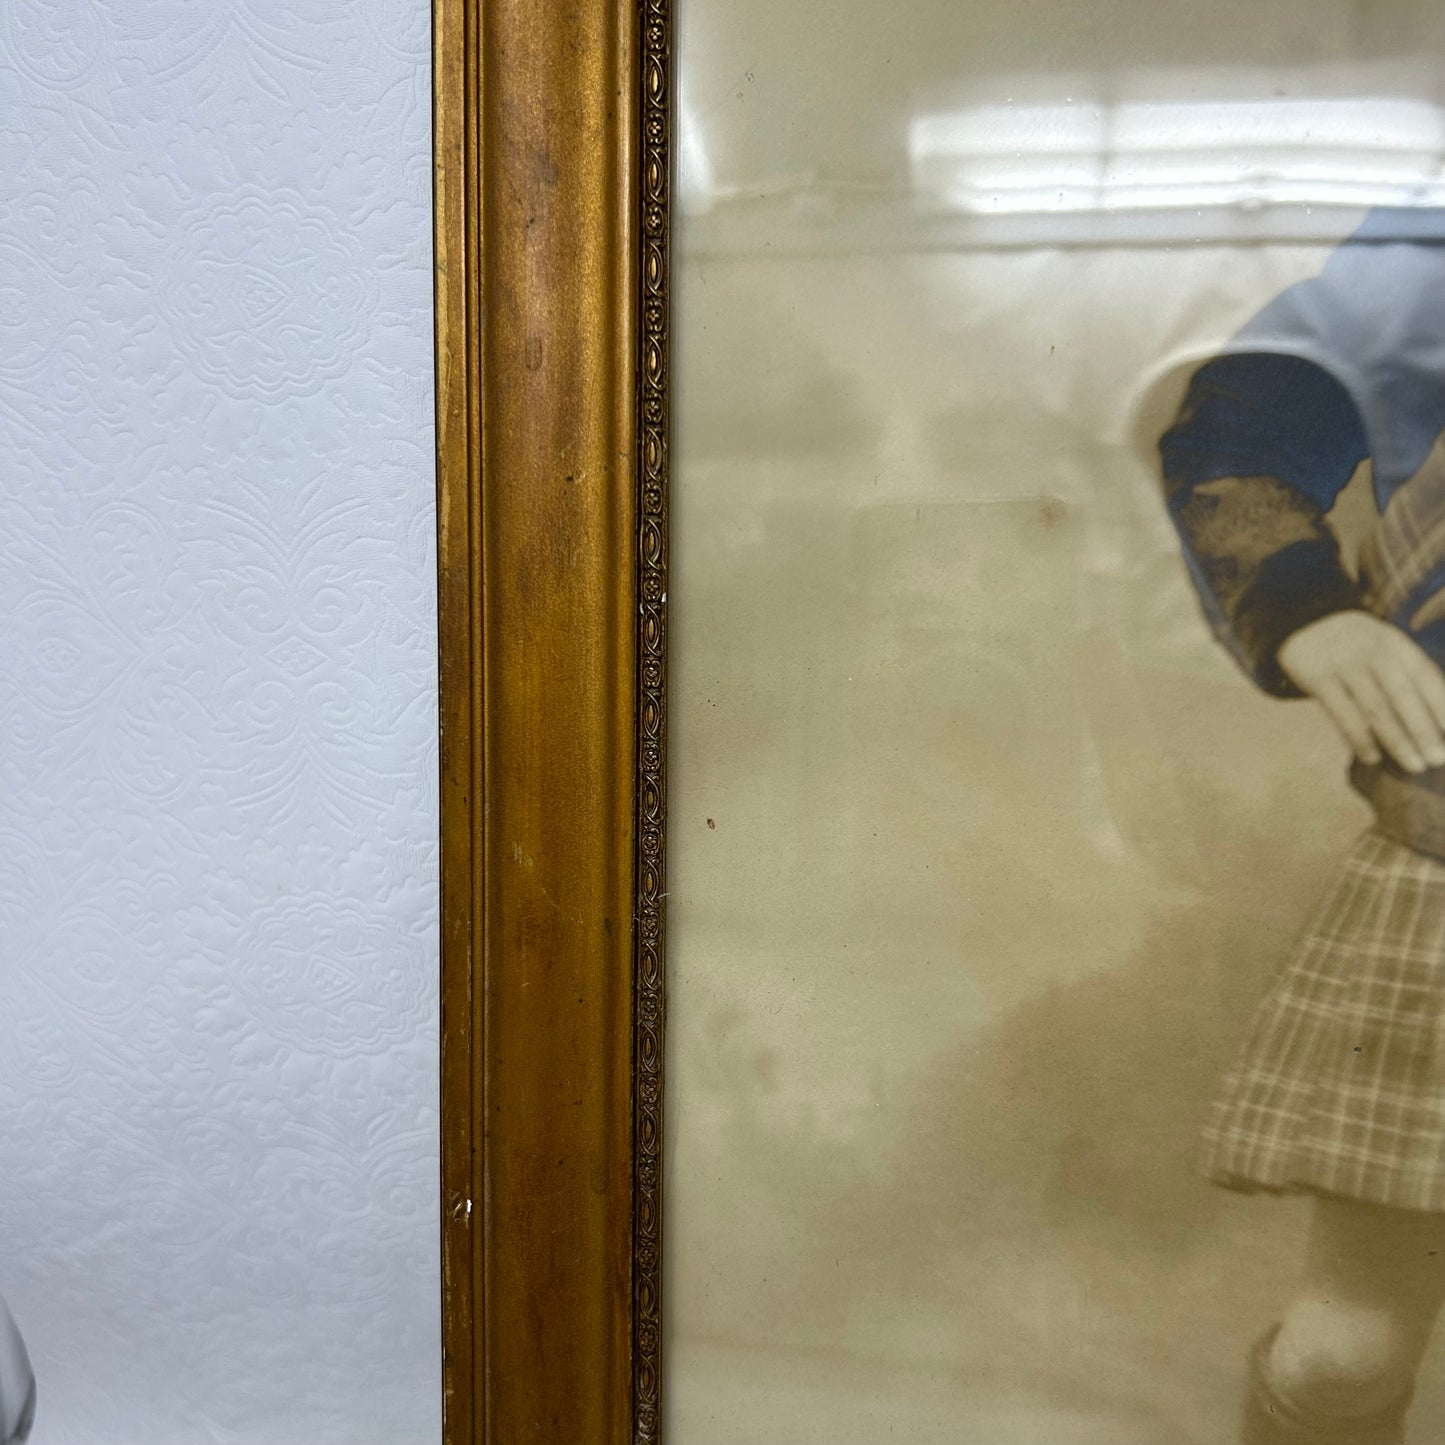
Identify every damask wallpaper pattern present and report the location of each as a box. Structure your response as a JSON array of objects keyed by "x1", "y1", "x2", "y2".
[{"x1": 0, "y1": 4, "x2": 438, "y2": 1441}]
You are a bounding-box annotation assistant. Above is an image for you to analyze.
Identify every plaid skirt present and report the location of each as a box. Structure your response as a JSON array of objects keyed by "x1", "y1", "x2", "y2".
[{"x1": 1200, "y1": 828, "x2": 1445, "y2": 1211}]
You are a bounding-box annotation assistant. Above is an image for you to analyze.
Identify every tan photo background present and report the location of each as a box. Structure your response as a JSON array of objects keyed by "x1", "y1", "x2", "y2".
[{"x1": 664, "y1": 2, "x2": 1445, "y2": 1441}]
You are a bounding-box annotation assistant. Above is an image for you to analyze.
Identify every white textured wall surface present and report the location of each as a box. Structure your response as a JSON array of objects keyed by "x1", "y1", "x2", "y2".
[{"x1": 0, "y1": 5, "x2": 438, "y2": 1442}]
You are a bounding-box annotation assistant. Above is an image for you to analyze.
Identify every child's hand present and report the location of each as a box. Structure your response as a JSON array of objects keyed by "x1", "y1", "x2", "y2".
[{"x1": 1278, "y1": 611, "x2": 1445, "y2": 773}]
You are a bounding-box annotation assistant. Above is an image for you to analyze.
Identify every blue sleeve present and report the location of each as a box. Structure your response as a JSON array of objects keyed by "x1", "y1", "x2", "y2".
[
  {"x1": 1160, "y1": 352, "x2": 1368, "y2": 508},
  {"x1": 1158, "y1": 352, "x2": 1366, "y2": 696}
]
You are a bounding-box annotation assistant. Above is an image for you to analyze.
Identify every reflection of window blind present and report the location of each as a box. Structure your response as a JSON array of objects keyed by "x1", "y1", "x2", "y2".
[{"x1": 910, "y1": 99, "x2": 1445, "y2": 215}]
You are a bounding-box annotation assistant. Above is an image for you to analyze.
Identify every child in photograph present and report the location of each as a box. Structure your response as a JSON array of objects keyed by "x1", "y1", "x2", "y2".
[{"x1": 1161, "y1": 207, "x2": 1445, "y2": 1444}]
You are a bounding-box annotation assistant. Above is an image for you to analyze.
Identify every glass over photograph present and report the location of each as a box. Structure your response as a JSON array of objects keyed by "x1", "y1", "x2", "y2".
[{"x1": 665, "y1": 2, "x2": 1445, "y2": 1441}]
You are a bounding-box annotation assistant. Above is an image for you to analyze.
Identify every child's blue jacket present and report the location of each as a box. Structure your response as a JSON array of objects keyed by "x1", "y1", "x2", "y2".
[
  {"x1": 1160, "y1": 207, "x2": 1445, "y2": 855},
  {"x1": 1162, "y1": 207, "x2": 1445, "y2": 692}
]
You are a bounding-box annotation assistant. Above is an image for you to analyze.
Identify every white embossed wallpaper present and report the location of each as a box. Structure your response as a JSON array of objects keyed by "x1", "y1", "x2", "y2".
[{"x1": 0, "y1": 4, "x2": 438, "y2": 1441}]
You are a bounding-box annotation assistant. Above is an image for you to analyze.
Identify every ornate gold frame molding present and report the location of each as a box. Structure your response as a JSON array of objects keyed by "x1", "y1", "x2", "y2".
[
  {"x1": 433, "y1": 0, "x2": 668, "y2": 1439},
  {"x1": 633, "y1": 0, "x2": 671, "y2": 1437}
]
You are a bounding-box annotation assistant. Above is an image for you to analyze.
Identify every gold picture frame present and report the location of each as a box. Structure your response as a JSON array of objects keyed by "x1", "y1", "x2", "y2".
[
  {"x1": 432, "y1": 3, "x2": 1445, "y2": 1443},
  {"x1": 433, "y1": 1, "x2": 665, "y2": 1439}
]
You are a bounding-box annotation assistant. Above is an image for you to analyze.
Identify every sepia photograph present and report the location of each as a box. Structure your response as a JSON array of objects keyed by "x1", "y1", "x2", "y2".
[{"x1": 665, "y1": 2, "x2": 1445, "y2": 1441}]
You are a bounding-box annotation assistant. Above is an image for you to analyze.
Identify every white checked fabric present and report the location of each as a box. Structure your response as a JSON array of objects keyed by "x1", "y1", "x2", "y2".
[{"x1": 1202, "y1": 828, "x2": 1445, "y2": 1209}]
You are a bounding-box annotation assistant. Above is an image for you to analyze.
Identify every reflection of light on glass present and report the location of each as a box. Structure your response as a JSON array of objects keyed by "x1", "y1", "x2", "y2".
[
  {"x1": 678, "y1": 90, "x2": 716, "y2": 215},
  {"x1": 910, "y1": 99, "x2": 1445, "y2": 214}
]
